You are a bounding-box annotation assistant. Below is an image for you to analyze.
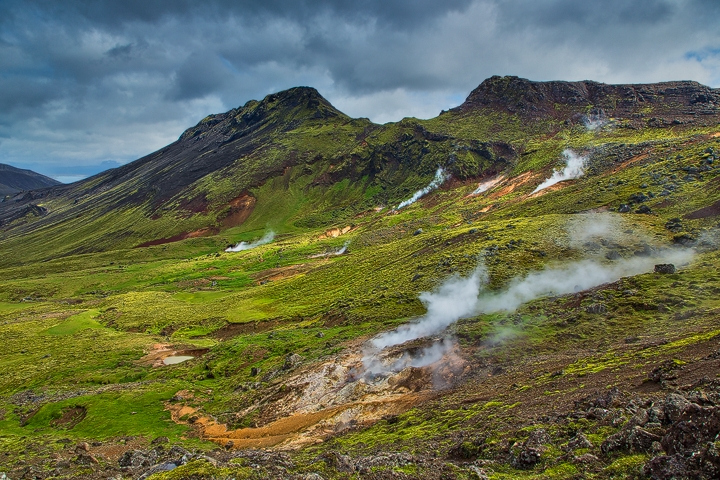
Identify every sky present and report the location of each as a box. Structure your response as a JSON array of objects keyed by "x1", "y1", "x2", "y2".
[{"x1": 1, "y1": 0, "x2": 720, "y2": 183}]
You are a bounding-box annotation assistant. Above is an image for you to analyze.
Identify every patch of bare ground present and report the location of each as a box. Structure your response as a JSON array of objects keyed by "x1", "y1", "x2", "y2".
[
  {"x1": 50, "y1": 406, "x2": 87, "y2": 429},
  {"x1": 137, "y1": 343, "x2": 209, "y2": 367},
  {"x1": 250, "y1": 263, "x2": 314, "y2": 284},
  {"x1": 136, "y1": 227, "x2": 218, "y2": 248},
  {"x1": 166, "y1": 341, "x2": 452, "y2": 449},
  {"x1": 221, "y1": 193, "x2": 256, "y2": 228},
  {"x1": 212, "y1": 319, "x2": 281, "y2": 340},
  {"x1": 489, "y1": 171, "x2": 537, "y2": 199},
  {"x1": 317, "y1": 225, "x2": 355, "y2": 239},
  {"x1": 685, "y1": 198, "x2": 720, "y2": 219},
  {"x1": 609, "y1": 153, "x2": 649, "y2": 174}
]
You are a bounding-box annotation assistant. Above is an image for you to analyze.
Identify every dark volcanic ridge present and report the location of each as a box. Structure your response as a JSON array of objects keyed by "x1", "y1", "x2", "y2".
[
  {"x1": 0, "y1": 163, "x2": 61, "y2": 197},
  {"x1": 454, "y1": 75, "x2": 720, "y2": 127}
]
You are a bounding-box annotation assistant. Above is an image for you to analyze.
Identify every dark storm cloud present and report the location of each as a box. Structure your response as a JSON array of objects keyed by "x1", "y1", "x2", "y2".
[
  {"x1": 0, "y1": 0, "x2": 719, "y2": 180},
  {"x1": 16, "y1": 0, "x2": 475, "y2": 29},
  {"x1": 503, "y1": 0, "x2": 675, "y2": 27}
]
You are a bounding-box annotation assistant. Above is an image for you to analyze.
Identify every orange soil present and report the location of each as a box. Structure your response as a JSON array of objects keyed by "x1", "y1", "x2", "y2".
[
  {"x1": 489, "y1": 171, "x2": 537, "y2": 199},
  {"x1": 167, "y1": 393, "x2": 427, "y2": 449},
  {"x1": 317, "y1": 225, "x2": 354, "y2": 239}
]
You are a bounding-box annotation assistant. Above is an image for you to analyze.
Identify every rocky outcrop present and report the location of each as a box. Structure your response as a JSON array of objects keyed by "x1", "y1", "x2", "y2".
[{"x1": 453, "y1": 76, "x2": 720, "y2": 127}]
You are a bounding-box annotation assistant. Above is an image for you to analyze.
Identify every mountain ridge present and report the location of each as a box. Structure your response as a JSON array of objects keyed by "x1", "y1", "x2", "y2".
[
  {"x1": 1, "y1": 76, "x2": 719, "y2": 265},
  {"x1": 0, "y1": 163, "x2": 61, "y2": 197},
  {"x1": 453, "y1": 76, "x2": 720, "y2": 127}
]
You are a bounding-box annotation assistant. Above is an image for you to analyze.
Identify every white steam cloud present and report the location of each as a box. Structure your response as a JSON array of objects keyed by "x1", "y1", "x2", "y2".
[
  {"x1": 471, "y1": 175, "x2": 505, "y2": 196},
  {"x1": 310, "y1": 241, "x2": 350, "y2": 258},
  {"x1": 396, "y1": 167, "x2": 448, "y2": 209},
  {"x1": 225, "y1": 231, "x2": 275, "y2": 252},
  {"x1": 370, "y1": 267, "x2": 486, "y2": 351},
  {"x1": 361, "y1": 245, "x2": 693, "y2": 377},
  {"x1": 334, "y1": 241, "x2": 350, "y2": 255},
  {"x1": 583, "y1": 114, "x2": 609, "y2": 131},
  {"x1": 532, "y1": 149, "x2": 587, "y2": 193}
]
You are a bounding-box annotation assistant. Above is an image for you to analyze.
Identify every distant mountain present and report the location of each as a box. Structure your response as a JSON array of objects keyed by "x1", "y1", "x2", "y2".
[{"x1": 0, "y1": 163, "x2": 61, "y2": 196}]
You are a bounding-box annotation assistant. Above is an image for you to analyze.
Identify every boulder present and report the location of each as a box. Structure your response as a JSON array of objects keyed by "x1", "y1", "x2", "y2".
[
  {"x1": 654, "y1": 264, "x2": 676, "y2": 274},
  {"x1": 627, "y1": 426, "x2": 662, "y2": 452},
  {"x1": 512, "y1": 447, "x2": 541, "y2": 469},
  {"x1": 661, "y1": 404, "x2": 720, "y2": 455},
  {"x1": 283, "y1": 353, "x2": 303, "y2": 370},
  {"x1": 585, "y1": 303, "x2": 607, "y2": 314},
  {"x1": 566, "y1": 432, "x2": 593, "y2": 451},
  {"x1": 643, "y1": 455, "x2": 688, "y2": 479},
  {"x1": 119, "y1": 449, "x2": 158, "y2": 469},
  {"x1": 663, "y1": 394, "x2": 690, "y2": 424}
]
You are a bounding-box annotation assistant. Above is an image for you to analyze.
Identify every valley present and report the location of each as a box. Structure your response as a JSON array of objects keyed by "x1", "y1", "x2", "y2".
[{"x1": 1, "y1": 77, "x2": 720, "y2": 479}]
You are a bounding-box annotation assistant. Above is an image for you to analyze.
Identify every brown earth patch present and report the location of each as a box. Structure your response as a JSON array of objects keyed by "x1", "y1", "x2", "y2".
[
  {"x1": 321, "y1": 310, "x2": 348, "y2": 327},
  {"x1": 489, "y1": 171, "x2": 536, "y2": 199},
  {"x1": 527, "y1": 180, "x2": 574, "y2": 198},
  {"x1": 212, "y1": 320, "x2": 281, "y2": 340},
  {"x1": 685, "y1": 199, "x2": 720, "y2": 219},
  {"x1": 653, "y1": 199, "x2": 676, "y2": 209},
  {"x1": 91, "y1": 437, "x2": 148, "y2": 462},
  {"x1": 251, "y1": 264, "x2": 312, "y2": 284},
  {"x1": 136, "y1": 227, "x2": 218, "y2": 248},
  {"x1": 179, "y1": 194, "x2": 210, "y2": 213},
  {"x1": 221, "y1": 193, "x2": 256, "y2": 228},
  {"x1": 167, "y1": 393, "x2": 428, "y2": 450},
  {"x1": 176, "y1": 278, "x2": 212, "y2": 288},
  {"x1": 609, "y1": 153, "x2": 649, "y2": 174},
  {"x1": 50, "y1": 406, "x2": 86, "y2": 429}
]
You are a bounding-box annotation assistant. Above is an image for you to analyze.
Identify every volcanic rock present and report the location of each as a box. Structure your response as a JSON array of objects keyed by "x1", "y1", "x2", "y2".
[
  {"x1": 654, "y1": 264, "x2": 676, "y2": 274},
  {"x1": 119, "y1": 449, "x2": 158, "y2": 468}
]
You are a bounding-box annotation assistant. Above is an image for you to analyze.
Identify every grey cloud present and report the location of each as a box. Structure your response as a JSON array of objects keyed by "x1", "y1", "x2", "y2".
[
  {"x1": 1, "y1": 0, "x2": 719, "y2": 179},
  {"x1": 168, "y1": 51, "x2": 236, "y2": 101}
]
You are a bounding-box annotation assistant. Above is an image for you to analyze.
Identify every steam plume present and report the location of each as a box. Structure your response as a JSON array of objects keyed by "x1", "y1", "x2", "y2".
[
  {"x1": 310, "y1": 241, "x2": 350, "y2": 258},
  {"x1": 225, "y1": 231, "x2": 275, "y2": 252},
  {"x1": 361, "y1": 246, "x2": 693, "y2": 376},
  {"x1": 471, "y1": 175, "x2": 504, "y2": 195},
  {"x1": 583, "y1": 113, "x2": 608, "y2": 131},
  {"x1": 371, "y1": 267, "x2": 486, "y2": 351},
  {"x1": 532, "y1": 149, "x2": 587, "y2": 193},
  {"x1": 334, "y1": 241, "x2": 350, "y2": 255},
  {"x1": 396, "y1": 167, "x2": 448, "y2": 209}
]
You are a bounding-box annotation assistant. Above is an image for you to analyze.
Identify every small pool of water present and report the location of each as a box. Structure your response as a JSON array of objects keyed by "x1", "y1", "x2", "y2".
[{"x1": 163, "y1": 355, "x2": 195, "y2": 365}]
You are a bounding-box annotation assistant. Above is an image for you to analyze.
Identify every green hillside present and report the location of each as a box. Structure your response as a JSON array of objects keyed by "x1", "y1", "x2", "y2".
[{"x1": 1, "y1": 77, "x2": 720, "y2": 479}]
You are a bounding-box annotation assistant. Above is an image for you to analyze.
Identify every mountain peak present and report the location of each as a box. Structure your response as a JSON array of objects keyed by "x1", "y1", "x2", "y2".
[
  {"x1": 0, "y1": 163, "x2": 61, "y2": 196},
  {"x1": 179, "y1": 86, "x2": 346, "y2": 142},
  {"x1": 454, "y1": 75, "x2": 720, "y2": 125}
]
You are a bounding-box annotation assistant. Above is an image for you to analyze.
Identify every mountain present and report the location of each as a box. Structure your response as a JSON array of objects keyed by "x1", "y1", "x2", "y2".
[
  {"x1": 454, "y1": 75, "x2": 720, "y2": 127},
  {"x1": 0, "y1": 163, "x2": 61, "y2": 196},
  {"x1": 1, "y1": 77, "x2": 720, "y2": 479},
  {"x1": 1, "y1": 77, "x2": 718, "y2": 266}
]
